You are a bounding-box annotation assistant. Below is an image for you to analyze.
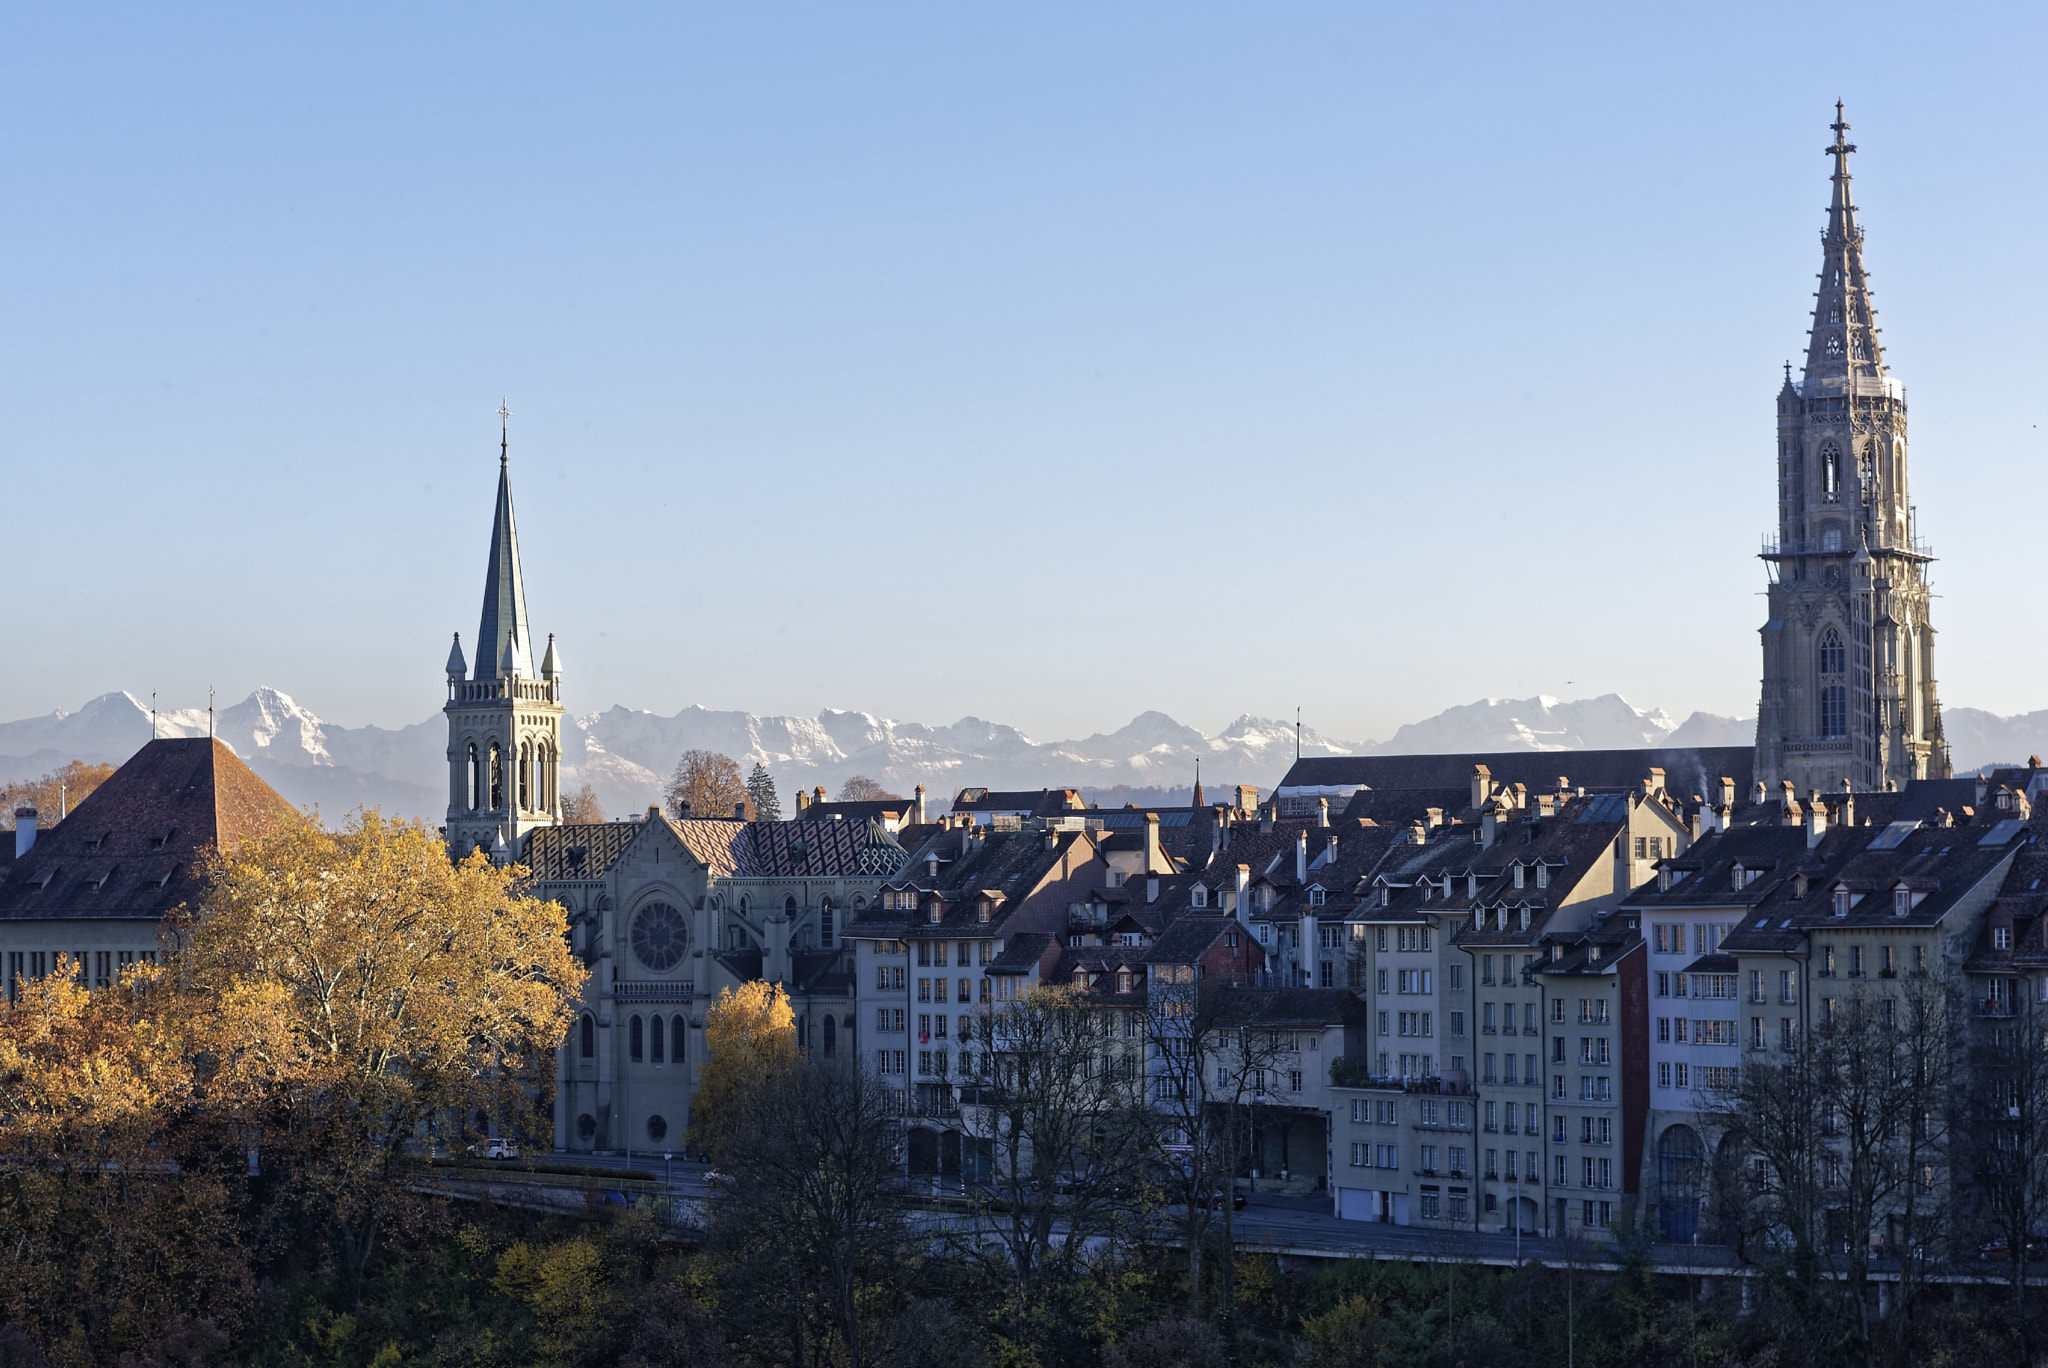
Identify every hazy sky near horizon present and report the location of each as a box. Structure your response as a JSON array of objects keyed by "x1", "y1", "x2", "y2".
[{"x1": 6, "y1": 4, "x2": 2047, "y2": 743}]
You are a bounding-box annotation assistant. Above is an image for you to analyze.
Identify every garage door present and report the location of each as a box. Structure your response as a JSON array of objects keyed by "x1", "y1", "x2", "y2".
[{"x1": 1338, "y1": 1188, "x2": 1375, "y2": 1222}]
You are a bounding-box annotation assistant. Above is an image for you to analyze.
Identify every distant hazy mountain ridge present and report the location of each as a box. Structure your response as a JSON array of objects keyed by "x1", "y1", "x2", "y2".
[{"x1": 0, "y1": 688, "x2": 2034, "y2": 825}]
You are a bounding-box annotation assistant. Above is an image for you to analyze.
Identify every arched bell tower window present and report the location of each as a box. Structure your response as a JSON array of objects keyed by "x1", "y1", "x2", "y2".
[
  {"x1": 518, "y1": 743, "x2": 532, "y2": 812},
  {"x1": 466, "y1": 742, "x2": 480, "y2": 812},
  {"x1": 1821, "y1": 442, "x2": 1842, "y2": 500},
  {"x1": 1818, "y1": 628, "x2": 1847, "y2": 738},
  {"x1": 489, "y1": 742, "x2": 504, "y2": 811},
  {"x1": 1821, "y1": 686, "x2": 1847, "y2": 738},
  {"x1": 820, "y1": 897, "x2": 835, "y2": 948}
]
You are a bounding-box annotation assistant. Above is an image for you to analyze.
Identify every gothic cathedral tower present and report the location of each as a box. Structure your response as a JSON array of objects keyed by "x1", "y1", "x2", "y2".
[
  {"x1": 444, "y1": 411, "x2": 565, "y2": 858},
  {"x1": 1756, "y1": 107, "x2": 1948, "y2": 794}
]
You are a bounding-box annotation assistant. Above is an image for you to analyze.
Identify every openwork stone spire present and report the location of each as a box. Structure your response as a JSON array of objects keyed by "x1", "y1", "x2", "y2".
[{"x1": 1800, "y1": 102, "x2": 1890, "y2": 399}]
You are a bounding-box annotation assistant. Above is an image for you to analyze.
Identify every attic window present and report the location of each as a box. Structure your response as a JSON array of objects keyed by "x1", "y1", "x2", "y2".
[
  {"x1": 1589, "y1": 946, "x2": 1601, "y2": 962},
  {"x1": 1192, "y1": 886, "x2": 1208, "y2": 909},
  {"x1": 1420, "y1": 883, "x2": 1432, "y2": 902},
  {"x1": 153, "y1": 864, "x2": 179, "y2": 889},
  {"x1": 1309, "y1": 888, "x2": 1325, "y2": 906},
  {"x1": 928, "y1": 904, "x2": 942, "y2": 925},
  {"x1": 1833, "y1": 889, "x2": 1850, "y2": 917},
  {"x1": 87, "y1": 867, "x2": 118, "y2": 891},
  {"x1": 1537, "y1": 865, "x2": 1549, "y2": 889},
  {"x1": 978, "y1": 900, "x2": 992, "y2": 923},
  {"x1": 1512, "y1": 865, "x2": 1525, "y2": 890},
  {"x1": 1117, "y1": 970, "x2": 1135, "y2": 993},
  {"x1": 1378, "y1": 887, "x2": 1390, "y2": 909},
  {"x1": 1893, "y1": 888, "x2": 1910, "y2": 916},
  {"x1": 1519, "y1": 907, "x2": 1531, "y2": 932},
  {"x1": 1657, "y1": 869, "x2": 1672, "y2": 892},
  {"x1": 27, "y1": 866, "x2": 58, "y2": 890},
  {"x1": 1995, "y1": 926, "x2": 2013, "y2": 951}
]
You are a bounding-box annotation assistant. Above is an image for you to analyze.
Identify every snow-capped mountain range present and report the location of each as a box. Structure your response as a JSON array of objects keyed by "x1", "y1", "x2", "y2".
[{"x1": 0, "y1": 689, "x2": 2039, "y2": 824}]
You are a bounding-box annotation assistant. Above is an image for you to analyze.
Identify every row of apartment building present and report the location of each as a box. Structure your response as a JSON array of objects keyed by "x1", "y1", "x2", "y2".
[{"x1": 836, "y1": 751, "x2": 2048, "y2": 1245}]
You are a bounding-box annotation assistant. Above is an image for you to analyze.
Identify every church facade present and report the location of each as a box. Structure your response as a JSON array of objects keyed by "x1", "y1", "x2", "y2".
[
  {"x1": 441, "y1": 425, "x2": 909, "y2": 1155},
  {"x1": 1755, "y1": 106, "x2": 1949, "y2": 794}
]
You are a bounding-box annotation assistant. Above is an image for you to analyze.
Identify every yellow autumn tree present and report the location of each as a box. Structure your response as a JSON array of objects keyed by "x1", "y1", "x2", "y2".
[
  {"x1": 0, "y1": 960, "x2": 297, "y2": 1363},
  {"x1": 686, "y1": 980, "x2": 797, "y2": 1162},
  {"x1": 174, "y1": 809, "x2": 587, "y2": 1303}
]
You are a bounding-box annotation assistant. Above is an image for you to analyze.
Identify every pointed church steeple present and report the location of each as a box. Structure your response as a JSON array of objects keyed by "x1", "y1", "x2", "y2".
[
  {"x1": 475, "y1": 400, "x2": 532, "y2": 681},
  {"x1": 1800, "y1": 103, "x2": 1890, "y2": 399}
]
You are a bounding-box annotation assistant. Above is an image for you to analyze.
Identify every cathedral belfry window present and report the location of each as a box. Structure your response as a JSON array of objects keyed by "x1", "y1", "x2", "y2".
[
  {"x1": 649, "y1": 1014, "x2": 664, "y2": 1063},
  {"x1": 518, "y1": 743, "x2": 532, "y2": 811},
  {"x1": 1821, "y1": 442, "x2": 1842, "y2": 499},
  {"x1": 489, "y1": 743, "x2": 504, "y2": 811},
  {"x1": 1820, "y1": 629, "x2": 1845, "y2": 675},
  {"x1": 1822, "y1": 685, "x2": 1847, "y2": 738},
  {"x1": 466, "y1": 743, "x2": 480, "y2": 812}
]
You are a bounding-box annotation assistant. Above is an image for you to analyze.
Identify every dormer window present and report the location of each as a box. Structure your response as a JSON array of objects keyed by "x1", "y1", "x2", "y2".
[
  {"x1": 1420, "y1": 882, "x2": 1432, "y2": 902},
  {"x1": 928, "y1": 903, "x2": 942, "y2": 925},
  {"x1": 1512, "y1": 865, "x2": 1525, "y2": 890},
  {"x1": 1833, "y1": 889, "x2": 1850, "y2": 918},
  {"x1": 1658, "y1": 869, "x2": 1672, "y2": 893},
  {"x1": 1309, "y1": 888, "x2": 1326, "y2": 906},
  {"x1": 1995, "y1": 926, "x2": 2012, "y2": 951},
  {"x1": 978, "y1": 900, "x2": 992, "y2": 923},
  {"x1": 1893, "y1": 888, "x2": 1910, "y2": 916},
  {"x1": 1536, "y1": 864, "x2": 1549, "y2": 889},
  {"x1": 1519, "y1": 907, "x2": 1531, "y2": 932},
  {"x1": 1117, "y1": 970, "x2": 1135, "y2": 993},
  {"x1": 1379, "y1": 887, "x2": 1390, "y2": 909},
  {"x1": 1731, "y1": 863, "x2": 1747, "y2": 892},
  {"x1": 1192, "y1": 886, "x2": 1208, "y2": 909}
]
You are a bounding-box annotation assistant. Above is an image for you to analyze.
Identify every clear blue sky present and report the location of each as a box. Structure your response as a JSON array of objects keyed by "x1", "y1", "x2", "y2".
[{"x1": 5, "y1": 3, "x2": 2044, "y2": 742}]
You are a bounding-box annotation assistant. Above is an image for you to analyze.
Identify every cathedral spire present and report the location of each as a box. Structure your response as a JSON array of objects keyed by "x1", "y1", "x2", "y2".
[
  {"x1": 475, "y1": 400, "x2": 532, "y2": 681},
  {"x1": 1801, "y1": 103, "x2": 1890, "y2": 398}
]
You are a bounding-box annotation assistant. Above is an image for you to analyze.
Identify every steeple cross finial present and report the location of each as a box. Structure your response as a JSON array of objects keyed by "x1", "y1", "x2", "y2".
[{"x1": 497, "y1": 397, "x2": 512, "y2": 466}]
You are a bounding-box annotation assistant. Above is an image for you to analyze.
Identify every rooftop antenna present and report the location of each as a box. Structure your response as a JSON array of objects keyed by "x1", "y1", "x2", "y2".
[
  {"x1": 208, "y1": 687, "x2": 215, "y2": 740},
  {"x1": 151, "y1": 691, "x2": 158, "y2": 740},
  {"x1": 1295, "y1": 706, "x2": 1302, "y2": 763}
]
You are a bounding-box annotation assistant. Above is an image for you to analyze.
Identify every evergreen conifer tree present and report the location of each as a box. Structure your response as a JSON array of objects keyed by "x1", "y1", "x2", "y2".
[{"x1": 746, "y1": 762, "x2": 782, "y2": 822}]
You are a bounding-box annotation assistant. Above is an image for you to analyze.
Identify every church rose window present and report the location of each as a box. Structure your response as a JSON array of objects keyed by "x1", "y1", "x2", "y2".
[{"x1": 631, "y1": 902, "x2": 689, "y2": 972}]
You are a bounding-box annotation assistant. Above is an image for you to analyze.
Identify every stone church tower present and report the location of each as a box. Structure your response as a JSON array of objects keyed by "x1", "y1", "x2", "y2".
[
  {"x1": 1756, "y1": 107, "x2": 1948, "y2": 794},
  {"x1": 444, "y1": 412, "x2": 564, "y2": 858}
]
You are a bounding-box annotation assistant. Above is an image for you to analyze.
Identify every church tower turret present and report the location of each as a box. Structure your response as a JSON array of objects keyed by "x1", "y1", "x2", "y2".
[
  {"x1": 1756, "y1": 107, "x2": 1947, "y2": 793},
  {"x1": 445, "y1": 403, "x2": 565, "y2": 858}
]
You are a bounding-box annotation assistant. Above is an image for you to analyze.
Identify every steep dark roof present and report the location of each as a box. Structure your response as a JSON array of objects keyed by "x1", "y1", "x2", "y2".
[
  {"x1": 0, "y1": 738, "x2": 296, "y2": 923},
  {"x1": 952, "y1": 788, "x2": 1085, "y2": 816},
  {"x1": 670, "y1": 814, "x2": 907, "y2": 879},
  {"x1": 1211, "y1": 987, "x2": 1372, "y2": 1029},
  {"x1": 523, "y1": 820, "x2": 642, "y2": 881},
  {"x1": 1278, "y1": 746, "x2": 1755, "y2": 800}
]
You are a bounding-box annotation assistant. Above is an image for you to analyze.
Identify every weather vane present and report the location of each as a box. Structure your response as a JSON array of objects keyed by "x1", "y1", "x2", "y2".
[{"x1": 497, "y1": 398, "x2": 512, "y2": 464}]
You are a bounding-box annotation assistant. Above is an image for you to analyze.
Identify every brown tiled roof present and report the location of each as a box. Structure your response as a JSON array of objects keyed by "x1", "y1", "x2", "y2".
[
  {"x1": 0, "y1": 738, "x2": 296, "y2": 923},
  {"x1": 1280, "y1": 746, "x2": 1755, "y2": 799}
]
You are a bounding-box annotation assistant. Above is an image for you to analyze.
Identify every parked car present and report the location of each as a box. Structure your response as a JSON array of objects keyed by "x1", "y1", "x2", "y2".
[
  {"x1": 1979, "y1": 1236, "x2": 2048, "y2": 1260},
  {"x1": 467, "y1": 1138, "x2": 519, "y2": 1160}
]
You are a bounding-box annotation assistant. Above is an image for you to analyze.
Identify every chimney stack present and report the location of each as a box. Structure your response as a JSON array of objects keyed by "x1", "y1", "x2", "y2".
[
  {"x1": 1481, "y1": 807, "x2": 1499, "y2": 849},
  {"x1": 1259, "y1": 804, "x2": 1274, "y2": 834},
  {"x1": 1719, "y1": 777, "x2": 1737, "y2": 811},
  {"x1": 1147, "y1": 874, "x2": 1159, "y2": 904},
  {"x1": 1317, "y1": 797, "x2": 1330, "y2": 828},
  {"x1": 1295, "y1": 829, "x2": 1308, "y2": 883},
  {"x1": 1233, "y1": 863, "x2": 1250, "y2": 915},
  {"x1": 1779, "y1": 781, "x2": 1801, "y2": 827},
  {"x1": 814, "y1": 785, "x2": 827, "y2": 808},
  {"x1": 735, "y1": 801, "x2": 748, "y2": 820},
  {"x1": 913, "y1": 785, "x2": 927, "y2": 824},
  {"x1": 1753, "y1": 780, "x2": 1767, "y2": 809},
  {"x1": 1643, "y1": 768, "x2": 1666, "y2": 798},
  {"x1": 1839, "y1": 778, "x2": 1855, "y2": 830},
  {"x1": 1471, "y1": 765, "x2": 1494, "y2": 811},
  {"x1": 13, "y1": 807, "x2": 35, "y2": 858},
  {"x1": 1804, "y1": 789, "x2": 1828, "y2": 848},
  {"x1": 1143, "y1": 811, "x2": 1167, "y2": 874}
]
